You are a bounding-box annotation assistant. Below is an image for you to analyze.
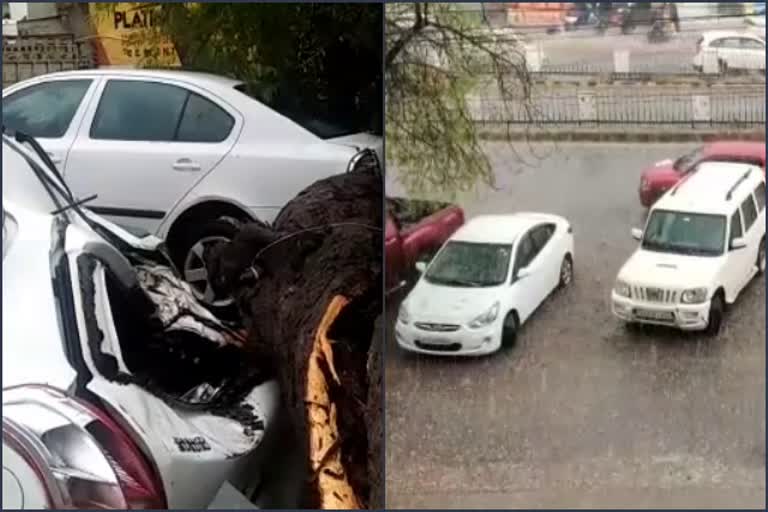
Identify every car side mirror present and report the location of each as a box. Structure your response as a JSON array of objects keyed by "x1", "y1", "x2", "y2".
[
  {"x1": 730, "y1": 237, "x2": 747, "y2": 251},
  {"x1": 516, "y1": 266, "x2": 532, "y2": 281},
  {"x1": 415, "y1": 261, "x2": 427, "y2": 273},
  {"x1": 631, "y1": 228, "x2": 643, "y2": 241}
]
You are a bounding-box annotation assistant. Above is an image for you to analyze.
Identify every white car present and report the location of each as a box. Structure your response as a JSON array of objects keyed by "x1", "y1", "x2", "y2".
[
  {"x1": 612, "y1": 162, "x2": 766, "y2": 335},
  {"x1": 2, "y1": 69, "x2": 382, "y2": 309},
  {"x1": 693, "y1": 30, "x2": 766, "y2": 72},
  {"x1": 395, "y1": 213, "x2": 575, "y2": 356},
  {"x1": 2, "y1": 132, "x2": 281, "y2": 509}
]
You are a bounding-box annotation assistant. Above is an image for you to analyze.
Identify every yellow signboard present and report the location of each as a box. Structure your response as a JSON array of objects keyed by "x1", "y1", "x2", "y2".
[{"x1": 88, "y1": 3, "x2": 180, "y2": 67}]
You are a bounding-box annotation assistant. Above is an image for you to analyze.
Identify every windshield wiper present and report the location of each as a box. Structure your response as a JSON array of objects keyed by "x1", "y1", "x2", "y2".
[{"x1": 51, "y1": 194, "x2": 98, "y2": 215}]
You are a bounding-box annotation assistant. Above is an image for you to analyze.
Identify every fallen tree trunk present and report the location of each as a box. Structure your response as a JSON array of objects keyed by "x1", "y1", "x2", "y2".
[{"x1": 208, "y1": 168, "x2": 383, "y2": 509}]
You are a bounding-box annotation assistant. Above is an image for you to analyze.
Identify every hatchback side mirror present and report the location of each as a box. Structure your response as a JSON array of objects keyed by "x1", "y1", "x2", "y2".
[
  {"x1": 415, "y1": 261, "x2": 427, "y2": 273},
  {"x1": 730, "y1": 237, "x2": 747, "y2": 251},
  {"x1": 631, "y1": 228, "x2": 643, "y2": 241}
]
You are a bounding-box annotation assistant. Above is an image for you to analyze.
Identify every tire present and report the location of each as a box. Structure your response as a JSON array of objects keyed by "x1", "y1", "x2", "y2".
[
  {"x1": 757, "y1": 237, "x2": 766, "y2": 276},
  {"x1": 718, "y1": 59, "x2": 728, "y2": 75},
  {"x1": 501, "y1": 311, "x2": 519, "y2": 348},
  {"x1": 170, "y1": 217, "x2": 242, "y2": 318},
  {"x1": 558, "y1": 255, "x2": 574, "y2": 288},
  {"x1": 705, "y1": 293, "x2": 724, "y2": 337}
]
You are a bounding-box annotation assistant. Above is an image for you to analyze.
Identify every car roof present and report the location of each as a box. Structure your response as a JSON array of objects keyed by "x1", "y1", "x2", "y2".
[
  {"x1": 13, "y1": 68, "x2": 244, "y2": 90},
  {"x1": 450, "y1": 213, "x2": 563, "y2": 244},
  {"x1": 701, "y1": 30, "x2": 762, "y2": 41},
  {"x1": 655, "y1": 162, "x2": 764, "y2": 215},
  {"x1": 703, "y1": 140, "x2": 766, "y2": 161}
]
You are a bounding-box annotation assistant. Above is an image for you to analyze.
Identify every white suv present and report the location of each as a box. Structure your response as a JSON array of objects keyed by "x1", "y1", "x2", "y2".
[{"x1": 612, "y1": 162, "x2": 766, "y2": 335}]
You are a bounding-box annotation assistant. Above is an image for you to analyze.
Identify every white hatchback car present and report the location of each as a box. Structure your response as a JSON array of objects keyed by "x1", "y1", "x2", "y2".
[
  {"x1": 693, "y1": 30, "x2": 766, "y2": 72},
  {"x1": 2, "y1": 132, "x2": 281, "y2": 509},
  {"x1": 612, "y1": 162, "x2": 766, "y2": 335},
  {"x1": 395, "y1": 213, "x2": 574, "y2": 356},
  {"x1": 2, "y1": 69, "x2": 382, "y2": 309}
]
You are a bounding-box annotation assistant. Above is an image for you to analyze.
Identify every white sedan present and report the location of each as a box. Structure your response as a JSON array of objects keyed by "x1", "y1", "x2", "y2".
[
  {"x1": 2, "y1": 69, "x2": 382, "y2": 311},
  {"x1": 693, "y1": 30, "x2": 766, "y2": 72},
  {"x1": 395, "y1": 213, "x2": 574, "y2": 356},
  {"x1": 3, "y1": 132, "x2": 280, "y2": 509}
]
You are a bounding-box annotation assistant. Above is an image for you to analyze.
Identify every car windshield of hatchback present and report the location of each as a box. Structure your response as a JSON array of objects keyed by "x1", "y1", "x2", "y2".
[
  {"x1": 672, "y1": 146, "x2": 703, "y2": 172},
  {"x1": 424, "y1": 241, "x2": 513, "y2": 287},
  {"x1": 642, "y1": 209, "x2": 726, "y2": 256}
]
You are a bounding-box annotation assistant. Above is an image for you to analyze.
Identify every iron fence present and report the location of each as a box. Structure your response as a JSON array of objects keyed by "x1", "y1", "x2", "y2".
[{"x1": 468, "y1": 88, "x2": 766, "y2": 127}]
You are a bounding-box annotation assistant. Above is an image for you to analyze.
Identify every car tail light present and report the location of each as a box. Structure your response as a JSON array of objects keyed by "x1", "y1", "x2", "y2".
[{"x1": 3, "y1": 385, "x2": 166, "y2": 509}]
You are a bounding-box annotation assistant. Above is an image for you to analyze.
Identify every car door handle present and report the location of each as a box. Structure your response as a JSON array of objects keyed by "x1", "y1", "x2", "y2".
[{"x1": 172, "y1": 159, "x2": 201, "y2": 172}]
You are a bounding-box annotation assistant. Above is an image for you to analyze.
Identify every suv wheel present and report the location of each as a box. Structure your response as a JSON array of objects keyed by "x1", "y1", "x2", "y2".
[
  {"x1": 558, "y1": 255, "x2": 574, "y2": 288},
  {"x1": 757, "y1": 237, "x2": 766, "y2": 275},
  {"x1": 705, "y1": 293, "x2": 724, "y2": 337}
]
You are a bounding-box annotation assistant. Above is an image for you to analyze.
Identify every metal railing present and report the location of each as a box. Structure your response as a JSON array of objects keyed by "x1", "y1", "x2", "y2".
[{"x1": 468, "y1": 88, "x2": 766, "y2": 127}]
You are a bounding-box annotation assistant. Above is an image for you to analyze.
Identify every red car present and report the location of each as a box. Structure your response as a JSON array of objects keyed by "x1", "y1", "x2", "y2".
[
  {"x1": 385, "y1": 198, "x2": 464, "y2": 292},
  {"x1": 639, "y1": 141, "x2": 766, "y2": 207}
]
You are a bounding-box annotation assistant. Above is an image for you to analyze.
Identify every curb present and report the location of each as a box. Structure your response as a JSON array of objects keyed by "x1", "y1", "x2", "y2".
[{"x1": 477, "y1": 128, "x2": 766, "y2": 143}]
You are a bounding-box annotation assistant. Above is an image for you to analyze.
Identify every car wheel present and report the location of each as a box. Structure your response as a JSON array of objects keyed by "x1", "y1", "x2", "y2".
[
  {"x1": 173, "y1": 218, "x2": 241, "y2": 317},
  {"x1": 558, "y1": 255, "x2": 574, "y2": 288},
  {"x1": 501, "y1": 311, "x2": 519, "y2": 348},
  {"x1": 757, "y1": 237, "x2": 766, "y2": 275},
  {"x1": 718, "y1": 59, "x2": 728, "y2": 75},
  {"x1": 705, "y1": 293, "x2": 724, "y2": 337}
]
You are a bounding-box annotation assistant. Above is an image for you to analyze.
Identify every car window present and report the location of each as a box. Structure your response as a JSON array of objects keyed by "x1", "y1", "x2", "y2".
[
  {"x1": 513, "y1": 233, "x2": 536, "y2": 277},
  {"x1": 754, "y1": 182, "x2": 766, "y2": 212},
  {"x1": 722, "y1": 38, "x2": 742, "y2": 49},
  {"x1": 176, "y1": 93, "x2": 235, "y2": 143},
  {"x1": 730, "y1": 210, "x2": 743, "y2": 242},
  {"x1": 741, "y1": 38, "x2": 765, "y2": 49},
  {"x1": 3, "y1": 80, "x2": 92, "y2": 139},
  {"x1": 741, "y1": 195, "x2": 758, "y2": 231},
  {"x1": 530, "y1": 224, "x2": 555, "y2": 252},
  {"x1": 709, "y1": 38, "x2": 725, "y2": 48},
  {"x1": 90, "y1": 80, "x2": 188, "y2": 141}
]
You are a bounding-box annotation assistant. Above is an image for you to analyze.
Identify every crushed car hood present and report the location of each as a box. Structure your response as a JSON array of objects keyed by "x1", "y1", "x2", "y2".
[{"x1": 2, "y1": 202, "x2": 78, "y2": 389}]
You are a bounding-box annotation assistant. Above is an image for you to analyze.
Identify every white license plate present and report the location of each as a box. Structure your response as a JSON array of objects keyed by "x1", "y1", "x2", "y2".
[
  {"x1": 635, "y1": 309, "x2": 674, "y2": 321},
  {"x1": 422, "y1": 337, "x2": 452, "y2": 345}
]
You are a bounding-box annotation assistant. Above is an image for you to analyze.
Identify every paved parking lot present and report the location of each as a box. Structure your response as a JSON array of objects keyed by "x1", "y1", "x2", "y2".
[{"x1": 385, "y1": 142, "x2": 766, "y2": 509}]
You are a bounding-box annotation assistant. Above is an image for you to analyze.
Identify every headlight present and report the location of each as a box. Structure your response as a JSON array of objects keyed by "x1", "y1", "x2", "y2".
[
  {"x1": 681, "y1": 287, "x2": 708, "y2": 304},
  {"x1": 614, "y1": 280, "x2": 631, "y2": 298},
  {"x1": 468, "y1": 302, "x2": 500, "y2": 329},
  {"x1": 398, "y1": 303, "x2": 411, "y2": 325}
]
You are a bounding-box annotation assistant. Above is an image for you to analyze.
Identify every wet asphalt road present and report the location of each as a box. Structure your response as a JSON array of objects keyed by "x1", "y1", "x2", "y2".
[{"x1": 385, "y1": 142, "x2": 766, "y2": 509}]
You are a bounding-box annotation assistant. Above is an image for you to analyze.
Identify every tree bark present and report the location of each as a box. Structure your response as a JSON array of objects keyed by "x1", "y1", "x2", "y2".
[{"x1": 208, "y1": 168, "x2": 383, "y2": 509}]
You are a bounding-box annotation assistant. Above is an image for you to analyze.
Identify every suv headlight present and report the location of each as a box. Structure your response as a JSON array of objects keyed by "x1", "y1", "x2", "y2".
[
  {"x1": 468, "y1": 302, "x2": 500, "y2": 329},
  {"x1": 614, "y1": 279, "x2": 631, "y2": 298},
  {"x1": 681, "y1": 287, "x2": 708, "y2": 304},
  {"x1": 398, "y1": 303, "x2": 411, "y2": 325}
]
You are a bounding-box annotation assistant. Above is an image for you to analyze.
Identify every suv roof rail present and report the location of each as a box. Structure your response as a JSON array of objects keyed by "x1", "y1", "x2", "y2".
[
  {"x1": 725, "y1": 168, "x2": 753, "y2": 201},
  {"x1": 669, "y1": 166, "x2": 699, "y2": 196}
]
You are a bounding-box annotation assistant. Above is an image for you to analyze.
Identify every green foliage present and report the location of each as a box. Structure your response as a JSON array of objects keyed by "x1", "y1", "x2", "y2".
[{"x1": 386, "y1": 3, "x2": 534, "y2": 195}]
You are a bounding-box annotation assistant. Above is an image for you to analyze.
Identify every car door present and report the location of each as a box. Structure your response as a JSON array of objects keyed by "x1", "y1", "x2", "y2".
[
  {"x1": 530, "y1": 223, "x2": 559, "y2": 290},
  {"x1": 64, "y1": 77, "x2": 242, "y2": 234},
  {"x1": 716, "y1": 37, "x2": 741, "y2": 68},
  {"x1": 2, "y1": 78, "x2": 98, "y2": 172},
  {"x1": 740, "y1": 190, "x2": 762, "y2": 282},
  {"x1": 725, "y1": 209, "x2": 748, "y2": 299},
  {"x1": 739, "y1": 37, "x2": 766, "y2": 70},
  {"x1": 509, "y1": 229, "x2": 547, "y2": 323}
]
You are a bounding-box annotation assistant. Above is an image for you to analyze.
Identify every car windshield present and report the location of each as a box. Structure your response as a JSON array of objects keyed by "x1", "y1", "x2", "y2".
[
  {"x1": 642, "y1": 209, "x2": 726, "y2": 256},
  {"x1": 425, "y1": 241, "x2": 513, "y2": 287},
  {"x1": 673, "y1": 146, "x2": 703, "y2": 172},
  {"x1": 233, "y1": 83, "x2": 371, "y2": 139}
]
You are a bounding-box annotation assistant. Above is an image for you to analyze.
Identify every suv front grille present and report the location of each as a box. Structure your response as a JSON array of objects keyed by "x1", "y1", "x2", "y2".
[
  {"x1": 632, "y1": 286, "x2": 677, "y2": 303},
  {"x1": 414, "y1": 322, "x2": 460, "y2": 332}
]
